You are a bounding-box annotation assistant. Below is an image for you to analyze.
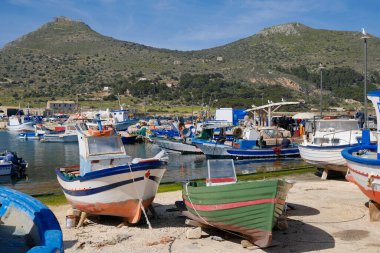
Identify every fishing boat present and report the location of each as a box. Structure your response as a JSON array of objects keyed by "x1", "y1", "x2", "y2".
[
  {"x1": 0, "y1": 151, "x2": 27, "y2": 177},
  {"x1": 299, "y1": 119, "x2": 375, "y2": 178},
  {"x1": 152, "y1": 122, "x2": 232, "y2": 154},
  {"x1": 342, "y1": 91, "x2": 380, "y2": 204},
  {"x1": 153, "y1": 136, "x2": 203, "y2": 154},
  {"x1": 198, "y1": 141, "x2": 299, "y2": 158},
  {"x1": 118, "y1": 131, "x2": 138, "y2": 145},
  {"x1": 0, "y1": 186, "x2": 63, "y2": 252},
  {"x1": 55, "y1": 119, "x2": 167, "y2": 223},
  {"x1": 6, "y1": 115, "x2": 35, "y2": 132},
  {"x1": 182, "y1": 159, "x2": 293, "y2": 248},
  {"x1": 110, "y1": 109, "x2": 138, "y2": 131},
  {"x1": 41, "y1": 124, "x2": 78, "y2": 143}
]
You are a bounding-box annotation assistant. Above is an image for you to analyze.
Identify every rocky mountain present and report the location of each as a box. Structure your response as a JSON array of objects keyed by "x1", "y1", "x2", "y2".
[{"x1": 0, "y1": 17, "x2": 379, "y2": 108}]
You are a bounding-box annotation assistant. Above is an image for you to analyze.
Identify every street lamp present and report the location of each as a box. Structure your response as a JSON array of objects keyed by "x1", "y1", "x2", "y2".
[
  {"x1": 318, "y1": 63, "x2": 325, "y2": 118},
  {"x1": 361, "y1": 28, "x2": 370, "y2": 129}
]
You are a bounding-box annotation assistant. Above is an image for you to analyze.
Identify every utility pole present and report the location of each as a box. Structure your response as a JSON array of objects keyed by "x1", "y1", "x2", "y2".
[
  {"x1": 318, "y1": 63, "x2": 325, "y2": 118},
  {"x1": 361, "y1": 29, "x2": 370, "y2": 129}
]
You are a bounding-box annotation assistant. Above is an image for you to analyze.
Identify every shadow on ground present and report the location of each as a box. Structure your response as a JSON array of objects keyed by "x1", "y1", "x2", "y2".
[
  {"x1": 265, "y1": 219, "x2": 335, "y2": 252},
  {"x1": 286, "y1": 203, "x2": 320, "y2": 216}
]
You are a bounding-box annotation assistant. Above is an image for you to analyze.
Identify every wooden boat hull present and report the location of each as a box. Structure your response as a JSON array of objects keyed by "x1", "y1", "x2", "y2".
[
  {"x1": 342, "y1": 145, "x2": 380, "y2": 204},
  {"x1": 199, "y1": 142, "x2": 299, "y2": 159},
  {"x1": 121, "y1": 135, "x2": 138, "y2": 144},
  {"x1": 0, "y1": 186, "x2": 63, "y2": 252},
  {"x1": 298, "y1": 144, "x2": 351, "y2": 172},
  {"x1": 56, "y1": 160, "x2": 166, "y2": 223},
  {"x1": 182, "y1": 179, "x2": 293, "y2": 247}
]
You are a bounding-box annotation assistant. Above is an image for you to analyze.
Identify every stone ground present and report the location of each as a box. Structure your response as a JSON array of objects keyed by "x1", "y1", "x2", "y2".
[{"x1": 50, "y1": 173, "x2": 380, "y2": 253}]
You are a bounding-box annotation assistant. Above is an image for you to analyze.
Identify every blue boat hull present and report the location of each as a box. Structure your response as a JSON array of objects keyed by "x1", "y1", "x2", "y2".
[
  {"x1": 114, "y1": 120, "x2": 139, "y2": 131},
  {"x1": 199, "y1": 142, "x2": 300, "y2": 159}
]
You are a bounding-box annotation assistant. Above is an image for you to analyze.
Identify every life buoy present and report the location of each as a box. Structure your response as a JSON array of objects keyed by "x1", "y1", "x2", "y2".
[
  {"x1": 272, "y1": 146, "x2": 281, "y2": 156},
  {"x1": 88, "y1": 127, "x2": 113, "y2": 137}
]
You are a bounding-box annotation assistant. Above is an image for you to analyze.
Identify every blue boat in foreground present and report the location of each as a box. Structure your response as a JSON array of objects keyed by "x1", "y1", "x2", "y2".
[{"x1": 0, "y1": 186, "x2": 63, "y2": 253}]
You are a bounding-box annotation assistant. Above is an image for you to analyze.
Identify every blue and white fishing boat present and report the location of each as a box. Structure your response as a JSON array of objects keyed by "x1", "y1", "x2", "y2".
[
  {"x1": 111, "y1": 109, "x2": 138, "y2": 131},
  {"x1": 199, "y1": 141, "x2": 299, "y2": 159},
  {"x1": 18, "y1": 124, "x2": 48, "y2": 140},
  {"x1": 342, "y1": 91, "x2": 380, "y2": 204},
  {"x1": 197, "y1": 124, "x2": 299, "y2": 159},
  {"x1": 0, "y1": 151, "x2": 27, "y2": 177},
  {"x1": 0, "y1": 186, "x2": 63, "y2": 252},
  {"x1": 55, "y1": 119, "x2": 167, "y2": 224}
]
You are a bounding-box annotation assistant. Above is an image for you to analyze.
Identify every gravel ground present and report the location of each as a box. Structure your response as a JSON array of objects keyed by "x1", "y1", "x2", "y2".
[{"x1": 50, "y1": 173, "x2": 380, "y2": 253}]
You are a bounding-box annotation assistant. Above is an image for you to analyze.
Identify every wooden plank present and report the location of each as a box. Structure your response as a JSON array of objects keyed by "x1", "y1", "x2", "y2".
[
  {"x1": 369, "y1": 200, "x2": 380, "y2": 222},
  {"x1": 321, "y1": 169, "x2": 328, "y2": 180}
]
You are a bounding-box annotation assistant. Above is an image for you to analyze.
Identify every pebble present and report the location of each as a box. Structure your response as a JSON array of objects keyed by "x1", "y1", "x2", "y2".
[
  {"x1": 241, "y1": 240, "x2": 254, "y2": 248},
  {"x1": 210, "y1": 236, "x2": 224, "y2": 242},
  {"x1": 186, "y1": 227, "x2": 202, "y2": 239}
]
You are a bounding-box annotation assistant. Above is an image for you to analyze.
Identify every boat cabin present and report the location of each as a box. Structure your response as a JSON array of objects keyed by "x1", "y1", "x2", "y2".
[
  {"x1": 77, "y1": 125, "x2": 131, "y2": 176},
  {"x1": 111, "y1": 109, "x2": 131, "y2": 123},
  {"x1": 206, "y1": 159, "x2": 237, "y2": 186},
  {"x1": 312, "y1": 119, "x2": 362, "y2": 146}
]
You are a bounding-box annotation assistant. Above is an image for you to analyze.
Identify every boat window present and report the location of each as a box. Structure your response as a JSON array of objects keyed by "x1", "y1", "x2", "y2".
[
  {"x1": 207, "y1": 159, "x2": 237, "y2": 186},
  {"x1": 88, "y1": 136, "x2": 124, "y2": 155},
  {"x1": 316, "y1": 120, "x2": 358, "y2": 132},
  {"x1": 331, "y1": 138, "x2": 340, "y2": 145},
  {"x1": 313, "y1": 138, "x2": 330, "y2": 145}
]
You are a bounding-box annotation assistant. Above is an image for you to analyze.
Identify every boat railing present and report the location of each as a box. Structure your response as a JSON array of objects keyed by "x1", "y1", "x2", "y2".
[{"x1": 321, "y1": 129, "x2": 355, "y2": 146}]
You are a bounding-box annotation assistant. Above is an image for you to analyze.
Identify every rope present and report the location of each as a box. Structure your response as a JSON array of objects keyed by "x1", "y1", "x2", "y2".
[
  {"x1": 184, "y1": 182, "x2": 246, "y2": 240},
  {"x1": 128, "y1": 163, "x2": 152, "y2": 229}
]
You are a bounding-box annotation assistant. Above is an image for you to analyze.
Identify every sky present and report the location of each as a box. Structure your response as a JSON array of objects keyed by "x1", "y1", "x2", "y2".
[{"x1": 0, "y1": 0, "x2": 379, "y2": 51}]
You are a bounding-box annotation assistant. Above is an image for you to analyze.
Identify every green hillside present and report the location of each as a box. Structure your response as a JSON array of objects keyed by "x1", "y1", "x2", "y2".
[{"x1": 0, "y1": 17, "x2": 379, "y2": 110}]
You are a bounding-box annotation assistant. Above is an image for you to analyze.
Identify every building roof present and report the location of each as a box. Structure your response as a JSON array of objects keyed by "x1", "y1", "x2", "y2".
[{"x1": 47, "y1": 100, "x2": 75, "y2": 104}]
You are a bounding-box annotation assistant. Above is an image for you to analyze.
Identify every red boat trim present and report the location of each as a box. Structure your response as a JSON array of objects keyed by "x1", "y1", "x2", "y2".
[
  {"x1": 206, "y1": 177, "x2": 236, "y2": 183},
  {"x1": 349, "y1": 166, "x2": 380, "y2": 179},
  {"x1": 346, "y1": 172, "x2": 380, "y2": 204},
  {"x1": 184, "y1": 198, "x2": 282, "y2": 211}
]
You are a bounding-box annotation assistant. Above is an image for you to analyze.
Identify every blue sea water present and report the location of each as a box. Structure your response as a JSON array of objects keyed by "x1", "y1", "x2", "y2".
[{"x1": 0, "y1": 131, "x2": 307, "y2": 194}]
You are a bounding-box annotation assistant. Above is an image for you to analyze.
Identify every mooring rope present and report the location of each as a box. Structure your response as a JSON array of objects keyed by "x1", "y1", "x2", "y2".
[{"x1": 128, "y1": 163, "x2": 152, "y2": 229}]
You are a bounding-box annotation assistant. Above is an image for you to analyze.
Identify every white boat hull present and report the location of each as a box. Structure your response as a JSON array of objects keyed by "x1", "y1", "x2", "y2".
[
  {"x1": 0, "y1": 162, "x2": 13, "y2": 176},
  {"x1": 7, "y1": 122, "x2": 35, "y2": 132},
  {"x1": 344, "y1": 154, "x2": 380, "y2": 204},
  {"x1": 153, "y1": 138, "x2": 202, "y2": 154},
  {"x1": 298, "y1": 144, "x2": 348, "y2": 172},
  {"x1": 42, "y1": 134, "x2": 78, "y2": 143},
  {"x1": 56, "y1": 163, "x2": 166, "y2": 223}
]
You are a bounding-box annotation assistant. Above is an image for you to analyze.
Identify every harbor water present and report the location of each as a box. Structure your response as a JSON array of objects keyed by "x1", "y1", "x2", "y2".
[{"x1": 0, "y1": 131, "x2": 308, "y2": 195}]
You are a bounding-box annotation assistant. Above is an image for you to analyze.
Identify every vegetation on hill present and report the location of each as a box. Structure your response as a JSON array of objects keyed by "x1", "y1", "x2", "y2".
[{"x1": 0, "y1": 18, "x2": 379, "y2": 110}]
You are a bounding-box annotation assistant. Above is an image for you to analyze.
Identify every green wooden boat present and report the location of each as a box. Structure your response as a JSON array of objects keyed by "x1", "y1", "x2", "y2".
[{"x1": 182, "y1": 160, "x2": 293, "y2": 248}]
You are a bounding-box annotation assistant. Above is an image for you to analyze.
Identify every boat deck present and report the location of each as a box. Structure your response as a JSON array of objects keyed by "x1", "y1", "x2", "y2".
[{"x1": 352, "y1": 150, "x2": 377, "y2": 159}]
